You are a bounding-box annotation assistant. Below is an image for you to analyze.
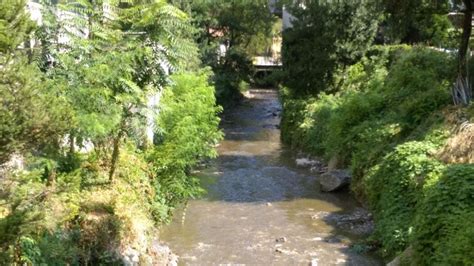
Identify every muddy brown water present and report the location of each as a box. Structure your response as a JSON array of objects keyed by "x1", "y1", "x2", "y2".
[{"x1": 159, "y1": 89, "x2": 382, "y2": 265}]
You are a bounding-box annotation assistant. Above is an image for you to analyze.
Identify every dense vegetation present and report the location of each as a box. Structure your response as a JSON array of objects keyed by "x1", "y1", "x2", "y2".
[
  {"x1": 280, "y1": 0, "x2": 474, "y2": 264},
  {"x1": 0, "y1": 0, "x2": 223, "y2": 264},
  {"x1": 2, "y1": 0, "x2": 474, "y2": 264},
  {"x1": 170, "y1": 0, "x2": 277, "y2": 105}
]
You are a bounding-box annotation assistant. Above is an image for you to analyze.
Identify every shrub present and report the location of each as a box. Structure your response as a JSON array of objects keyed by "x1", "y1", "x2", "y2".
[
  {"x1": 412, "y1": 164, "x2": 474, "y2": 265},
  {"x1": 212, "y1": 48, "x2": 253, "y2": 106},
  {"x1": 324, "y1": 90, "x2": 386, "y2": 163},
  {"x1": 149, "y1": 71, "x2": 223, "y2": 219},
  {"x1": 279, "y1": 87, "x2": 311, "y2": 148},
  {"x1": 361, "y1": 141, "x2": 444, "y2": 257},
  {"x1": 381, "y1": 48, "x2": 454, "y2": 130},
  {"x1": 302, "y1": 94, "x2": 339, "y2": 155},
  {"x1": 281, "y1": 44, "x2": 464, "y2": 262}
]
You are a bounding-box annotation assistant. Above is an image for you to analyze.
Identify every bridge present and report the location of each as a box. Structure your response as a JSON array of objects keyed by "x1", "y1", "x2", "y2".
[{"x1": 253, "y1": 56, "x2": 282, "y2": 81}]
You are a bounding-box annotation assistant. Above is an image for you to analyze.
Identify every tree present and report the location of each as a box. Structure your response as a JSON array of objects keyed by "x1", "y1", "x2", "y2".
[
  {"x1": 0, "y1": 0, "x2": 70, "y2": 164},
  {"x1": 170, "y1": 0, "x2": 276, "y2": 103},
  {"x1": 50, "y1": 0, "x2": 198, "y2": 181},
  {"x1": 452, "y1": 0, "x2": 473, "y2": 105},
  {"x1": 282, "y1": 0, "x2": 380, "y2": 96},
  {"x1": 382, "y1": 0, "x2": 452, "y2": 45}
]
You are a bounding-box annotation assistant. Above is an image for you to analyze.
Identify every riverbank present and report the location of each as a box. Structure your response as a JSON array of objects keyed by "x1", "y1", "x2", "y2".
[
  {"x1": 0, "y1": 72, "x2": 222, "y2": 265},
  {"x1": 280, "y1": 46, "x2": 474, "y2": 264}
]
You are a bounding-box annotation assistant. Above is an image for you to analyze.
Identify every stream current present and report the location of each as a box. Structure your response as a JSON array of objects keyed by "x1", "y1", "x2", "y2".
[{"x1": 160, "y1": 89, "x2": 382, "y2": 265}]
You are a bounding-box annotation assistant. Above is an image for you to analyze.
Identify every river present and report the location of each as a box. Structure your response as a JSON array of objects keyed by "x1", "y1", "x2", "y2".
[{"x1": 159, "y1": 88, "x2": 382, "y2": 265}]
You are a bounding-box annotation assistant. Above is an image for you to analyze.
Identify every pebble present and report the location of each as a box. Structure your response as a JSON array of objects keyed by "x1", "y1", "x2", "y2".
[{"x1": 275, "y1": 237, "x2": 287, "y2": 243}]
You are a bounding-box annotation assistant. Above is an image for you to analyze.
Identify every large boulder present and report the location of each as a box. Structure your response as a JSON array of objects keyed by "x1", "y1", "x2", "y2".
[{"x1": 319, "y1": 170, "x2": 351, "y2": 192}]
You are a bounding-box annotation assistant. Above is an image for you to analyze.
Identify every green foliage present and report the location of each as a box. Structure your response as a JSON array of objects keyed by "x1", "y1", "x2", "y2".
[
  {"x1": 282, "y1": 46, "x2": 454, "y2": 162},
  {"x1": 362, "y1": 141, "x2": 444, "y2": 257},
  {"x1": 412, "y1": 164, "x2": 474, "y2": 265},
  {"x1": 0, "y1": 167, "x2": 82, "y2": 264},
  {"x1": 280, "y1": 91, "x2": 338, "y2": 156},
  {"x1": 149, "y1": 71, "x2": 222, "y2": 220},
  {"x1": 0, "y1": 1, "x2": 70, "y2": 164},
  {"x1": 0, "y1": 0, "x2": 35, "y2": 53},
  {"x1": 171, "y1": 0, "x2": 276, "y2": 105},
  {"x1": 382, "y1": 0, "x2": 456, "y2": 46},
  {"x1": 1, "y1": 0, "x2": 223, "y2": 264},
  {"x1": 281, "y1": 45, "x2": 462, "y2": 261},
  {"x1": 0, "y1": 58, "x2": 71, "y2": 164},
  {"x1": 282, "y1": 0, "x2": 380, "y2": 95}
]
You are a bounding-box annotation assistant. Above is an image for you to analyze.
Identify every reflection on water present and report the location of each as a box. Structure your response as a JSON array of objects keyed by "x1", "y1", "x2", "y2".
[{"x1": 160, "y1": 89, "x2": 381, "y2": 265}]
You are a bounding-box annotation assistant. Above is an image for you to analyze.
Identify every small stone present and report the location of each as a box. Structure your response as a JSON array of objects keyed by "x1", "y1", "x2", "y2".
[
  {"x1": 275, "y1": 248, "x2": 284, "y2": 254},
  {"x1": 311, "y1": 258, "x2": 318, "y2": 266},
  {"x1": 276, "y1": 237, "x2": 287, "y2": 243},
  {"x1": 296, "y1": 158, "x2": 317, "y2": 167}
]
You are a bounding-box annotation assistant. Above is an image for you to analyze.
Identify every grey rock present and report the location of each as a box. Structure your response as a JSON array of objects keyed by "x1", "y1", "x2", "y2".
[{"x1": 319, "y1": 170, "x2": 351, "y2": 192}]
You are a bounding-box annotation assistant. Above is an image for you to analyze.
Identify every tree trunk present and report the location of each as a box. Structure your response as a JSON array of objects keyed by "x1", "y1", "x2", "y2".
[
  {"x1": 108, "y1": 129, "x2": 124, "y2": 182},
  {"x1": 460, "y1": 1, "x2": 472, "y2": 75},
  {"x1": 46, "y1": 165, "x2": 56, "y2": 187},
  {"x1": 69, "y1": 132, "x2": 75, "y2": 155},
  {"x1": 454, "y1": 0, "x2": 473, "y2": 105}
]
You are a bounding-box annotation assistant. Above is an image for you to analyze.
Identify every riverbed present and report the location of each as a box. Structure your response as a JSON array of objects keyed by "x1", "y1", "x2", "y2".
[{"x1": 159, "y1": 89, "x2": 382, "y2": 265}]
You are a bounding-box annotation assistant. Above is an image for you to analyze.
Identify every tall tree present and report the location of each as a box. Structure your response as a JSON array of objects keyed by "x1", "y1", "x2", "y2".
[
  {"x1": 282, "y1": 0, "x2": 380, "y2": 95},
  {"x1": 382, "y1": 0, "x2": 452, "y2": 45},
  {"x1": 0, "y1": 0, "x2": 70, "y2": 164},
  {"x1": 52, "y1": 0, "x2": 197, "y2": 181}
]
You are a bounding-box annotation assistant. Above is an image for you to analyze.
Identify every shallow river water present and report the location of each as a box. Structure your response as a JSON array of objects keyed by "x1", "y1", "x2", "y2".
[{"x1": 160, "y1": 89, "x2": 382, "y2": 265}]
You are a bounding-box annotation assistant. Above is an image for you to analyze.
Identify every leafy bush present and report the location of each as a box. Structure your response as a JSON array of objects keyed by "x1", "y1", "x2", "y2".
[
  {"x1": 212, "y1": 48, "x2": 253, "y2": 105},
  {"x1": 149, "y1": 71, "x2": 223, "y2": 219},
  {"x1": 412, "y1": 164, "x2": 474, "y2": 265},
  {"x1": 280, "y1": 46, "x2": 462, "y2": 261},
  {"x1": 362, "y1": 141, "x2": 444, "y2": 257},
  {"x1": 381, "y1": 48, "x2": 454, "y2": 129}
]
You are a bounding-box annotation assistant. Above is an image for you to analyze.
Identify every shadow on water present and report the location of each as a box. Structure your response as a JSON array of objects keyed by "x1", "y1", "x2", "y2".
[{"x1": 160, "y1": 88, "x2": 383, "y2": 265}]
